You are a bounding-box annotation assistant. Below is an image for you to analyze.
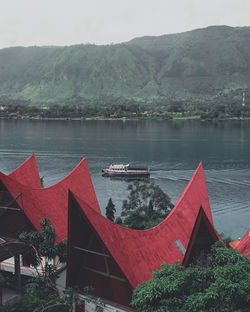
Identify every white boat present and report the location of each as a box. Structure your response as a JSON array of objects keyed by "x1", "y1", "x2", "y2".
[{"x1": 102, "y1": 164, "x2": 150, "y2": 177}]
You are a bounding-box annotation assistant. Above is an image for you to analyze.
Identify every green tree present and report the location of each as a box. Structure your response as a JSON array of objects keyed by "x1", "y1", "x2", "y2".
[
  {"x1": 115, "y1": 216, "x2": 123, "y2": 225},
  {"x1": 11, "y1": 283, "x2": 102, "y2": 312},
  {"x1": 131, "y1": 241, "x2": 250, "y2": 312},
  {"x1": 19, "y1": 218, "x2": 67, "y2": 276},
  {"x1": 121, "y1": 180, "x2": 174, "y2": 229},
  {"x1": 40, "y1": 176, "x2": 44, "y2": 188},
  {"x1": 105, "y1": 198, "x2": 116, "y2": 222},
  {"x1": 11, "y1": 285, "x2": 83, "y2": 312}
]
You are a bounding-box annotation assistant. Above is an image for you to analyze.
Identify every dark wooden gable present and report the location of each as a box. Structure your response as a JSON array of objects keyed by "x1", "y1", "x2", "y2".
[
  {"x1": 67, "y1": 191, "x2": 133, "y2": 307},
  {"x1": 182, "y1": 206, "x2": 220, "y2": 266},
  {"x1": 0, "y1": 181, "x2": 35, "y2": 238}
]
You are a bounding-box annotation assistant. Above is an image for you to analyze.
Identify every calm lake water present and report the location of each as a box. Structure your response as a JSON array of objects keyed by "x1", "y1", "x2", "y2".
[{"x1": 0, "y1": 119, "x2": 249, "y2": 239}]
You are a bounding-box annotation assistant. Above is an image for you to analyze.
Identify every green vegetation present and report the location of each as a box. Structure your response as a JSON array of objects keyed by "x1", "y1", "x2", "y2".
[
  {"x1": 19, "y1": 218, "x2": 67, "y2": 271},
  {"x1": 105, "y1": 198, "x2": 116, "y2": 222},
  {"x1": 0, "y1": 102, "x2": 148, "y2": 119},
  {"x1": 131, "y1": 241, "x2": 250, "y2": 312},
  {"x1": 0, "y1": 26, "x2": 250, "y2": 109},
  {"x1": 2, "y1": 283, "x2": 83, "y2": 312},
  {"x1": 116, "y1": 180, "x2": 174, "y2": 229},
  {"x1": 1, "y1": 101, "x2": 250, "y2": 120}
]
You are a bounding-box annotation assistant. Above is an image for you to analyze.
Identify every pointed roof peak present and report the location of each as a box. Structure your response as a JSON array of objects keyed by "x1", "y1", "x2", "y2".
[
  {"x1": 8, "y1": 154, "x2": 41, "y2": 188},
  {"x1": 166, "y1": 161, "x2": 209, "y2": 221}
]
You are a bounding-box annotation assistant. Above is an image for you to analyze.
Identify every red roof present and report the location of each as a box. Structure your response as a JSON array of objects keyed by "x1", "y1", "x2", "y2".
[
  {"x1": 237, "y1": 228, "x2": 250, "y2": 258},
  {"x1": 0, "y1": 158, "x2": 100, "y2": 243},
  {"x1": 8, "y1": 154, "x2": 42, "y2": 188},
  {"x1": 229, "y1": 240, "x2": 240, "y2": 249},
  {"x1": 70, "y1": 163, "x2": 220, "y2": 288}
]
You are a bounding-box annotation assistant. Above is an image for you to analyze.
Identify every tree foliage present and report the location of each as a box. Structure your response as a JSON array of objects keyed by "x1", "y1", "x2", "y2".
[
  {"x1": 105, "y1": 198, "x2": 116, "y2": 222},
  {"x1": 19, "y1": 218, "x2": 67, "y2": 270},
  {"x1": 120, "y1": 180, "x2": 174, "y2": 229},
  {"x1": 9, "y1": 286, "x2": 82, "y2": 312},
  {"x1": 131, "y1": 242, "x2": 250, "y2": 312}
]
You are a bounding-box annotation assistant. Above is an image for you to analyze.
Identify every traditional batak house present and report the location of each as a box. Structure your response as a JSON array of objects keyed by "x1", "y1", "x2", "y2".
[
  {"x1": 0, "y1": 154, "x2": 42, "y2": 239},
  {"x1": 0, "y1": 155, "x2": 101, "y2": 297},
  {"x1": 0, "y1": 155, "x2": 42, "y2": 297},
  {"x1": 66, "y1": 163, "x2": 221, "y2": 311},
  {"x1": 0, "y1": 156, "x2": 100, "y2": 242}
]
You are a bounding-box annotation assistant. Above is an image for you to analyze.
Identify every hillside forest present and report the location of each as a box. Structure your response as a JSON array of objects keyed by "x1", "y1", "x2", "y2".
[{"x1": 0, "y1": 26, "x2": 250, "y2": 119}]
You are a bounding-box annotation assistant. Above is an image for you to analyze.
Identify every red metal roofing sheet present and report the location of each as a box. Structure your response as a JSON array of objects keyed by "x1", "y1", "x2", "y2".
[
  {"x1": 0, "y1": 158, "x2": 100, "y2": 243},
  {"x1": 71, "y1": 163, "x2": 219, "y2": 288},
  {"x1": 229, "y1": 240, "x2": 240, "y2": 249},
  {"x1": 237, "y1": 228, "x2": 250, "y2": 258},
  {"x1": 8, "y1": 154, "x2": 42, "y2": 188}
]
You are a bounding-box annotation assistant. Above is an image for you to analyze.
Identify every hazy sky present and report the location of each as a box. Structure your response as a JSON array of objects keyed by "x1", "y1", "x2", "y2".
[{"x1": 0, "y1": 0, "x2": 250, "y2": 49}]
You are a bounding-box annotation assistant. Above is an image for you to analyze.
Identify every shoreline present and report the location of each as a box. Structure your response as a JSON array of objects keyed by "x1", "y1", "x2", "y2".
[{"x1": 1, "y1": 116, "x2": 250, "y2": 121}]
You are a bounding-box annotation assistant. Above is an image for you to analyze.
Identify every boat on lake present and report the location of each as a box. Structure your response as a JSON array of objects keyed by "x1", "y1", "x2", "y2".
[{"x1": 102, "y1": 164, "x2": 150, "y2": 177}]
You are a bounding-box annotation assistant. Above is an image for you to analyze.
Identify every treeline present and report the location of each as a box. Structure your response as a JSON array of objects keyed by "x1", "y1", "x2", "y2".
[
  {"x1": 1, "y1": 101, "x2": 250, "y2": 120},
  {"x1": 0, "y1": 103, "x2": 147, "y2": 119}
]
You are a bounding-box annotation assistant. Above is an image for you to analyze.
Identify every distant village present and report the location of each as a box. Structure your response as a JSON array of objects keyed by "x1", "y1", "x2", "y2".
[{"x1": 1, "y1": 99, "x2": 250, "y2": 121}]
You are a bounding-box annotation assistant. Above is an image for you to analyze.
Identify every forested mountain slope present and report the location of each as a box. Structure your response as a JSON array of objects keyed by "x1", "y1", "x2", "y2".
[{"x1": 0, "y1": 25, "x2": 250, "y2": 106}]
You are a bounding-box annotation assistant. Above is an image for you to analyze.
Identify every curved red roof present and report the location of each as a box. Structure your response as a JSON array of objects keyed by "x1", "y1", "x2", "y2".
[
  {"x1": 229, "y1": 240, "x2": 240, "y2": 249},
  {"x1": 70, "y1": 163, "x2": 220, "y2": 288},
  {"x1": 0, "y1": 158, "x2": 100, "y2": 243},
  {"x1": 8, "y1": 154, "x2": 42, "y2": 188},
  {"x1": 237, "y1": 228, "x2": 250, "y2": 258}
]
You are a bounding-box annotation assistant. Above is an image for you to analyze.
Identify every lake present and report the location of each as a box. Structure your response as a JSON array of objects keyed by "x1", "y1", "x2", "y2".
[{"x1": 0, "y1": 119, "x2": 249, "y2": 239}]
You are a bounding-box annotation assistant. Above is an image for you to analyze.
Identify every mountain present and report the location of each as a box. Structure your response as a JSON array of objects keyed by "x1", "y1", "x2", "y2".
[{"x1": 0, "y1": 25, "x2": 250, "y2": 106}]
